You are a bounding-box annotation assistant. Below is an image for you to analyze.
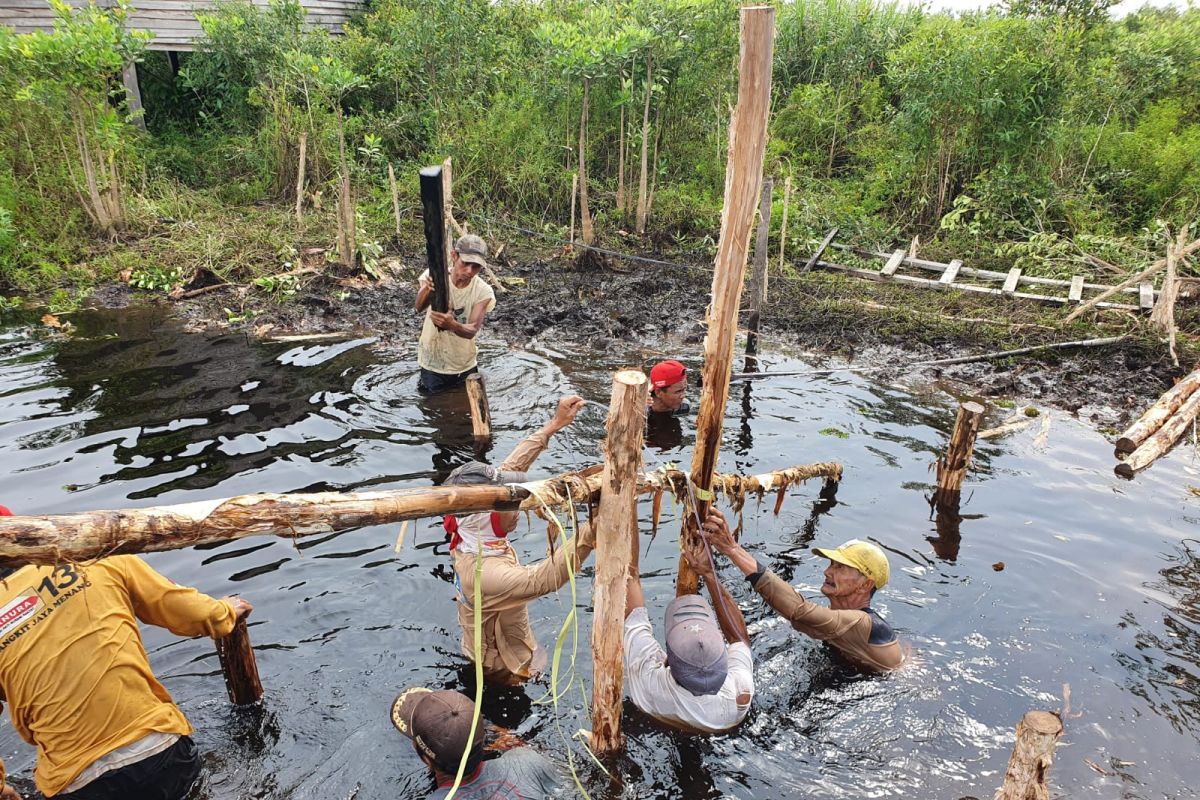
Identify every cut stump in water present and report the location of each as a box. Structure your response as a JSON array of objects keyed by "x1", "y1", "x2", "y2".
[
  {"x1": 216, "y1": 617, "x2": 263, "y2": 706},
  {"x1": 995, "y1": 710, "x2": 1063, "y2": 800}
]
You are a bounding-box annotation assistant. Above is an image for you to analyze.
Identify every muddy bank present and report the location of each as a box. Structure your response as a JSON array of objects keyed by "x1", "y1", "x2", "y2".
[{"x1": 88, "y1": 240, "x2": 1185, "y2": 431}]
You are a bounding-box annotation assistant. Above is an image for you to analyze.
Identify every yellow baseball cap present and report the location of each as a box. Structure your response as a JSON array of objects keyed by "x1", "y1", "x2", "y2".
[{"x1": 813, "y1": 539, "x2": 890, "y2": 589}]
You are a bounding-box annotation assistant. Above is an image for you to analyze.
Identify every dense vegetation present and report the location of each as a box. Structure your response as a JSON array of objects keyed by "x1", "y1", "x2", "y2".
[{"x1": 0, "y1": 0, "x2": 1197, "y2": 307}]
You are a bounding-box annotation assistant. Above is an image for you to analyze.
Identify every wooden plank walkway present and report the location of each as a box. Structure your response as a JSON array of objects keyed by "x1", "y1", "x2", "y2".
[{"x1": 818, "y1": 241, "x2": 1155, "y2": 313}]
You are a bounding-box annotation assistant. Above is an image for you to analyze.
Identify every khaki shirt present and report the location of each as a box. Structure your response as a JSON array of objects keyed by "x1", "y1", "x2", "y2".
[
  {"x1": 452, "y1": 429, "x2": 594, "y2": 683},
  {"x1": 752, "y1": 569, "x2": 904, "y2": 673},
  {"x1": 417, "y1": 271, "x2": 496, "y2": 375},
  {"x1": 0, "y1": 556, "x2": 237, "y2": 795}
]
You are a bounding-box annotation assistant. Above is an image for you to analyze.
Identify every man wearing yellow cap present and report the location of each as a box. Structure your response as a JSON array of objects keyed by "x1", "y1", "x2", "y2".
[{"x1": 697, "y1": 509, "x2": 904, "y2": 672}]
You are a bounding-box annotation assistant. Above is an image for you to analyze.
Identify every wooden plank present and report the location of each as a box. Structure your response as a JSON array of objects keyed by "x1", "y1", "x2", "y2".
[
  {"x1": 939, "y1": 259, "x2": 962, "y2": 284},
  {"x1": 1068, "y1": 275, "x2": 1084, "y2": 303},
  {"x1": 1140, "y1": 282, "x2": 1155, "y2": 310},
  {"x1": 1003, "y1": 268, "x2": 1021, "y2": 294},
  {"x1": 881, "y1": 248, "x2": 905, "y2": 277}
]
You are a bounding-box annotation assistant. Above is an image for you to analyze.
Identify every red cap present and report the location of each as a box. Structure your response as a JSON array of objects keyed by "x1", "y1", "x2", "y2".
[
  {"x1": 0, "y1": 505, "x2": 12, "y2": 516},
  {"x1": 650, "y1": 360, "x2": 687, "y2": 389}
]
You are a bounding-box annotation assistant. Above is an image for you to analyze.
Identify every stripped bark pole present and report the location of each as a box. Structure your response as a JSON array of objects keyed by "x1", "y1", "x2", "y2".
[
  {"x1": 387, "y1": 162, "x2": 400, "y2": 236},
  {"x1": 215, "y1": 617, "x2": 263, "y2": 706},
  {"x1": 777, "y1": 176, "x2": 792, "y2": 275},
  {"x1": 442, "y1": 157, "x2": 461, "y2": 274},
  {"x1": 679, "y1": 5, "x2": 776, "y2": 596},
  {"x1": 745, "y1": 177, "x2": 773, "y2": 364},
  {"x1": 933, "y1": 401, "x2": 985, "y2": 507},
  {"x1": 0, "y1": 463, "x2": 840, "y2": 568},
  {"x1": 1115, "y1": 387, "x2": 1200, "y2": 478},
  {"x1": 295, "y1": 132, "x2": 308, "y2": 225},
  {"x1": 995, "y1": 711, "x2": 1064, "y2": 800},
  {"x1": 590, "y1": 370, "x2": 648, "y2": 753},
  {"x1": 465, "y1": 374, "x2": 492, "y2": 440},
  {"x1": 1114, "y1": 365, "x2": 1200, "y2": 455}
]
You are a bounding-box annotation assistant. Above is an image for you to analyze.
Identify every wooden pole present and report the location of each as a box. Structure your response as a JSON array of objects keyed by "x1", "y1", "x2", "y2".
[
  {"x1": 569, "y1": 172, "x2": 578, "y2": 251},
  {"x1": 1115, "y1": 365, "x2": 1200, "y2": 455},
  {"x1": 215, "y1": 617, "x2": 263, "y2": 706},
  {"x1": 442, "y1": 157, "x2": 458, "y2": 270},
  {"x1": 122, "y1": 62, "x2": 146, "y2": 131},
  {"x1": 295, "y1": 133, "x2": 308, "y2": 225},
  {"x1": 745, "y1": 177, "x2": 773, "y2": 363},
  {"x1": 0, "y1": 463, "x2": 839, "y2": 568},
  {"x1": 1115, "y1": 386, "x2": 1200, "y2": 478},
  {"x1": 995, "y1": 711, "x2": 1063, "y2": 800},
  {"x1": 465, "y1": 374, "x2": 492, "y2": 440},
  {"x1": 679, "y1": 5, "x2": 775, "y2": 595},
  {"x1": 800, "y1": 228, "x2": 839, "y2": 275},
  {"x1": 933, "y1": 401, "x2": 984, "y2": 505},
  {"x1": 418, "y1": 166, "x2": 450, "y2": 313},
  {"x1": 590, "y1": 370, "x2": 647, "y2": 753},
  {"x1": 777, "y1": 175, "x2": 791, "y2": 275},
  {"x1": 387, "y1": 162, "x2": 400, "y2": 236}
]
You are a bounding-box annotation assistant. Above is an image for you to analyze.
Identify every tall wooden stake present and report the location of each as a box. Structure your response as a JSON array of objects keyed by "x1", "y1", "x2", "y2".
[
  {"x1": 442, "y1": 157, "x2": 459, "y2": 270},
  {"x1": 995, "y1": 711, "x2": 1063, "y2": 800},
  {"x1": 295, "y1": 132, "x2": 308, "y2": 225},
  {"x1": 678, "y1": 6, "x2": 775, "y2": 595},
  {"x1": 777, "y1": 175, "x2": 792, "y2": 276},
  {"x1": 215, "y1": 617, "x2": 263, "y2": 706},
  {"x1": 387, "y1": 162, "x2": 401, "y2": 235},
  {"x1": 465, "y1": 374, "x2": 492, "y2": 440},
  {"x1": 419, "y1": 166, "x2": 450, "y2": 313},
  {"x1": 745, "y1": 177, "x2": 773, "y2": 364},
  {"x1": 933, "y1": 401, "x2": 984, "y2": 506},
  {"x1": 591, "y1": 370, "x2": 648, "y2": 753}
]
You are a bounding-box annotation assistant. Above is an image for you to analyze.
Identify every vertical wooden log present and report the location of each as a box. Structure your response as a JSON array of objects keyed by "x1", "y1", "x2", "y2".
[
  {"x1": 215, "y1": 617, "x2": 263, "y2": 706},
  {"x1": 933, "y1": 401, "x2": 985, "y2": 506},
  {"x1": 122, "y1": 62, "x2": 145, "y2": 131},
  {"x1": 442, "y1": 157, "x2": 457, "y2": 271},
  {"x1": 995, "y1": 711, "x2": 1063, "y2": 800},
  {"x1": 418, "y1": 166, "x2": 450, "y2": 313},
  {"x1": 745, "y1": 177, "x2": 773, "y2": 363},
  {"x1": 295, "y1": 133, "x2": 308, "y2": 225},
  {"x1": 387, "y1": 162, "x2": 400, "y2": 236},
  {"x1": 776, "y1": 175, "x2": 791, "y2": 277},
  {"x1": 569, "y1": 172, "x2": 578, "y2": 251},
  {"x1": 465, "y1": 374, "x2": 492, "y2": 440},
  {"x1": 591, "y1": 370, "x2": 648, "y2": 753},
  {"x1": 679, "y1": 6, "x2": 775, "y2": 596}
]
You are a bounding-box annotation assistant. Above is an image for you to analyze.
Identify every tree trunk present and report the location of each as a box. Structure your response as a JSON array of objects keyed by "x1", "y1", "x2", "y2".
[
  {"x1": 933, "y1": 401, "x2": 984, "y2": 506},
  {"x1": 678, "y1": 6, "x2": 776, "y2": 596},
  {"x1": 616, "y1": 63, "x2": 628, "y2": 216},
  {"x1": 297, "y1": 132, "x2": 309, "y2": 225},
  {"x1": 0, "y1": 462, "x2": 838, "y2": 568},
  {"x1": 590, "y1": 370, "x2": 647, "y2": 753},
  {"x1": 578, "y1": 77, "x2": 594, "y2": 245},
  {"x1": 1115, "y1": 364, "x2": 1200, "y2": 455},
  {"x1": 1115, "y1": 386, "x2": 1200, "y2": 479},
  {"x1": 335, "y1": 109, "x2": 355, "y2": 267},
  {"x1": 636, "y1": 55, "x2": 653, "y2": 235},
  {"x1": 995, "y1": 711, "x2": 1063, "y2": 800}
]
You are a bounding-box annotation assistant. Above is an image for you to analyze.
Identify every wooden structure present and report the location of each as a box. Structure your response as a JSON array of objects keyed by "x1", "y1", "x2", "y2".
[
  {"x1": 465, "y1": 374, "x2": 492, "y2": 441},
  {"x1": 0, "y1": 0, "x2": 365, "y2": 51},
  {"x1": 590, "y1": 370, "x2": 647, "y2": 753},
  {"x1": 678, "y1": 5, "x2": 775, "y2": 595},
  {"x1": 215, "y1": 617, "x2": 264, "y2": 706},
  {"x1": 995, "y1": 711, "x2": 1064, "y2": 800},
  {"x1": 818, "y1": 242, "x2": 1158, "y2": 313}
]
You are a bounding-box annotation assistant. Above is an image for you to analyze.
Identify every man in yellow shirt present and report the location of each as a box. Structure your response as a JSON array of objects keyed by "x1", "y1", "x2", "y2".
[
  {"x1": 415, "y1": 234, "x2": 497, "y2": 395},
  {"x1": 0, "y1": 543, "x2": 251, "y2": 799}
]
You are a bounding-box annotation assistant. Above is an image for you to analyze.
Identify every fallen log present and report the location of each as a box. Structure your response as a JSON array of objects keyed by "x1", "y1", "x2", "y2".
[
  {"x1": 0, "y1": 463, "x2": 841, "y2": 567},
  {"x1": 1115, "y1": 386, "x2": 1200, "y2": 479},
  {"x1": 1114, "y1": 364, "x2": 1200, "y2": 456}
]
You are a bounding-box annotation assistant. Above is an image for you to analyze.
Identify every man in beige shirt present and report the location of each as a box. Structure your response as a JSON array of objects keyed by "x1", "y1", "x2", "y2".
[
  {"x1": 415, "y1": 234, "x2": 496, "y2": 395},
  {"x1": 698, "y1": 509, "x2": 904, "y2": 672},
  {"x1": 442, "y1": 396, "x2": 594, "y2": 685}
]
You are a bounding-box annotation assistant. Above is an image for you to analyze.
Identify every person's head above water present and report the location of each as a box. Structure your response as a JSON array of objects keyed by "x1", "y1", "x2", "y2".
[
  {"x1": 663, "y1": 593, "x2": 728, "y2": 696},
  {"x1": 648, "y1": 360, "x2": 688, "y2": 414},
  {"x1": 813, "y1": 539, "x2": 890, "y2": 608},
  {"x1": 392, "y1": 687, "x2": 485, "y2": 779},
  {"x1": 441, "y1": 461, "x2": 524, "y2": 551}
]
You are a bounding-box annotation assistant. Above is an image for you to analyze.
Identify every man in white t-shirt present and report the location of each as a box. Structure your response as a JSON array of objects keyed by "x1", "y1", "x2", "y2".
[
  {"x1": 415, "y1": 234, "x2": 497, "y2": 395},
  {"x1": 623, "y1": 510, "x2": 754, "y2": 733}
]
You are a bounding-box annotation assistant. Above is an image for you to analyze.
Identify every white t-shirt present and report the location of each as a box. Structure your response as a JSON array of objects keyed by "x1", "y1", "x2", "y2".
[
  {"x1": 417, "y1": 270, "x2": 497, "y2": 375},
  {"x1": 623, "y1": 606, "x2": 754, "y2": 733}
]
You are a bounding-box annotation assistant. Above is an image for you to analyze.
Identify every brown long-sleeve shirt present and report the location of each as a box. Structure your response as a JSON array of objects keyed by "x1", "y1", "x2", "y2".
[{"x1": 751, "y1": 569, "x2": 904, "y2": 673}]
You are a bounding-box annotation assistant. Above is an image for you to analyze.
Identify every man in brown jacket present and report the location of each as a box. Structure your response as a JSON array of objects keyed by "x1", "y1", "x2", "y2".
[{"x1": 697, "y1": 509, "x2": 904, "y2": 672}]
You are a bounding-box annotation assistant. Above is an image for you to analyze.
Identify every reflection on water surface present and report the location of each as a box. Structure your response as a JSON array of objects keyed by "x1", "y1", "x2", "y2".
[{"x1": 1, "y1": 308, "x2": 1199, "y2": 799}]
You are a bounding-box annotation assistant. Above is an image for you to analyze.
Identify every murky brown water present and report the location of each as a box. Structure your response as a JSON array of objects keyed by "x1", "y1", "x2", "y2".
[{"x1": 1, "y1": 307, "x2": 1198, "y2": 799}]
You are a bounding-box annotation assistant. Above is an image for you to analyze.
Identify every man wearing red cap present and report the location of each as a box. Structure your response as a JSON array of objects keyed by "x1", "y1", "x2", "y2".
[{"x1": 647, "y1": 360, "x2": 689, "y2": 415}]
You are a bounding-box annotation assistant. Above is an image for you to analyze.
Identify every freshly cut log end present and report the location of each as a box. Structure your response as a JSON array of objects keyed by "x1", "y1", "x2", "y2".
[
  {"x1": 1114, "y1": 462, "x2": 1135, "y2": 480},
  {"x1": 1114, "y1": 437, "x2": 1138, "y2": 456}
]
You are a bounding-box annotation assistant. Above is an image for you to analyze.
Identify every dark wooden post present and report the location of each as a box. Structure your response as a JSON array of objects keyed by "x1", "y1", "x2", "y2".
[
  {"x1": 216, "y1": 617, "x2": 263, "y2": 706},
  {"x1": 419, "y1": 166, "x2": 449, "y2": 313},
  {"x1": 591, "y1": 370, "x2": 647, "y2": 753},
  {"x1": 995, "y1": 711, "x2": 1063, "y2": 800},
  {"x1": 679, "y1": 6, "x2": 775, "y2": 596},
  {"x1": 465, "y1": 374, "x2": 492, "y2": 440},
  {"x1": 933, "y1": 401, "x2": 984, "y2": 507},
  {"x1": 745, "y1": 177, "x2": 773, "y2": 364}
]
